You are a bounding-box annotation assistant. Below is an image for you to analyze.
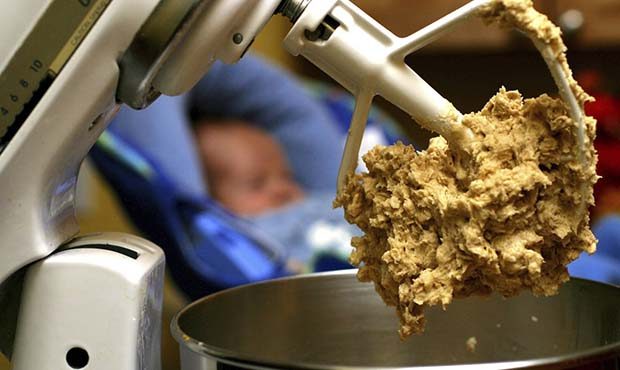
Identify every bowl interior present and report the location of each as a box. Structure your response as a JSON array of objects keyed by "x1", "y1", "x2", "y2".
[{"x1": 175, "y1": 271, "x2": 620, "y2": 369}]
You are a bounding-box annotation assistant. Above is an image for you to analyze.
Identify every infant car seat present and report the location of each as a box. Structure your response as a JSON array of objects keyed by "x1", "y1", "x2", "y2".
[
  {"x1": 89, "y1": 75, "x2": 402, "y2": 299},
  {"x1": 89, "y1": 130, "x2": 288, "y2": 300}
]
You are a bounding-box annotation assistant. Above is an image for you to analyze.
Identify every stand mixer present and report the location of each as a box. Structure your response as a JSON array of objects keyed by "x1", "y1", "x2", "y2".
[{"x1": 0, "y1": 0, "x2": 590, "y2": 369}]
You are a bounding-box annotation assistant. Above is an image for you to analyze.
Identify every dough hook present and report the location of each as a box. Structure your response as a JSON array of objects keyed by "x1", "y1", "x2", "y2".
[{"x1": 282, "y1": 0, "x2": 589, "y2": 202}]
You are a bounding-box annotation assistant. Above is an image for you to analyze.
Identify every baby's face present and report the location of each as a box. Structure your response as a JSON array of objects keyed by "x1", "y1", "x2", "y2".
[{"x1": 195, "y1": 121, "x2": 305, "y2": 216}]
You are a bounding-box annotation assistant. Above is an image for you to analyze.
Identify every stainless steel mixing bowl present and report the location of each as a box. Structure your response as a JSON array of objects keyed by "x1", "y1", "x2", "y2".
[{"x1": 172, "y1": 270, "x2": 620, "y2": 369}]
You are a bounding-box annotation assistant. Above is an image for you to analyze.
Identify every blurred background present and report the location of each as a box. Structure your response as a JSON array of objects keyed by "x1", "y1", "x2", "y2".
[{"x1": 2, "y1": 0, "x2": 619, "y2": 369}]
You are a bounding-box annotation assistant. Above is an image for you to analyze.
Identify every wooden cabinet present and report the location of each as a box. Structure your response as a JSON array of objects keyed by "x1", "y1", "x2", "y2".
[
  {"x1": 350, "y1": 0, "x2": 620, "y2": 51},
  {"x1": 556, "y1": 0, "x2": 620, "y2": 48},
  {"x1": 350, "y1": 0, "x2": 533, "y2": 51}
]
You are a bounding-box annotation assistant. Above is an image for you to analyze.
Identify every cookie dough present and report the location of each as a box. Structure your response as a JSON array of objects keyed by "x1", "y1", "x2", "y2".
[{"x1": 334, "y1": 0, "x2": 598, "y2": 339}]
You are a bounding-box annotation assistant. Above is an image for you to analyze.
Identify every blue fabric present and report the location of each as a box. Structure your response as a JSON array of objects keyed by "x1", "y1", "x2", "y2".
[
  {"x1": 304, "y1": 81, "x2": 406, "y2": 145},
  {"x1": 110, "y1": 55, "x2": 343, "y2": 196},
  {"x1": 248, "y1": 192, "x2": 358, "y2": 272},
  {"x1": 90, "y1": 131, "x2": 287, "y2": 299},
  {"x1": 568, "y1": 215, "x2": 620, "y2": 285},
  {"x1": 593, "y1": 215, "x2": 620, "y2": 261},
  {"x1": 188, "y1": 57, "x2": 343, "y2": 192},
  {"x1": 109, "y1": 95, "x2": 207, "y2": 199},
  {"x1": 99, "y1": 55, "x2": 352, "y2": 296}
]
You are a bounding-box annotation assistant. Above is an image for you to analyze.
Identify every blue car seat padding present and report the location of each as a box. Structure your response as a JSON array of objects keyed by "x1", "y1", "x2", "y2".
[{"x1": 90, "y1": 131, "x2": 287, "y2": 299}]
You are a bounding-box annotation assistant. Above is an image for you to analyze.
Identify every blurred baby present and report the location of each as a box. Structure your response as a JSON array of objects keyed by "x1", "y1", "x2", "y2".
[
  {"x1": 193, "y1": 118, "x2": 356, "y2": 272},
  {"x1": 194, "y1": 119, "x2": 305, "y2": 216}
]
